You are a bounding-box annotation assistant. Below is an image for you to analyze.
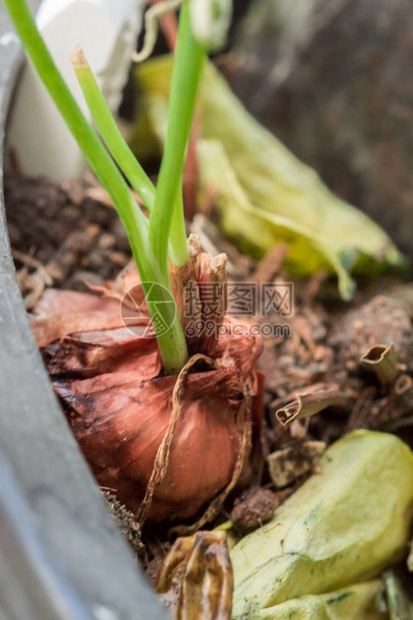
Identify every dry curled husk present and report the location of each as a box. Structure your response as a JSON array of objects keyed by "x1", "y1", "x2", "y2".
[
  {"x1": 31, "y1": 263, "x2": 263, "y2": 522},
  {"x1": 231, "y1": 430, "x2": 413, "y2": 619},
  {"x1": 157, "y1": 531, "x2": 233, "y2": 619}
]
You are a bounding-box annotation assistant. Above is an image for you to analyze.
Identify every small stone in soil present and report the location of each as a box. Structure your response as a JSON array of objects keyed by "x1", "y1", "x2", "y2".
[{"x1": 231, "y1": 487, "x2": 279, "y2": 534}]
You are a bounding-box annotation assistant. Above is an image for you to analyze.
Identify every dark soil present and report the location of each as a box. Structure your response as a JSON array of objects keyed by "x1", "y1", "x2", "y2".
[
  {"x1": 5, "y1": 169, "x2": 413, "y2": 587},
  {"x1": 5, "y1": 172, "x2": 132, "y2": 306}
]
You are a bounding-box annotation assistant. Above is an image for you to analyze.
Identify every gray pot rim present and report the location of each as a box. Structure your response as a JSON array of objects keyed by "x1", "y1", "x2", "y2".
[{"x1": 0, "y1": 3, "x2": 164, "y2": 618}]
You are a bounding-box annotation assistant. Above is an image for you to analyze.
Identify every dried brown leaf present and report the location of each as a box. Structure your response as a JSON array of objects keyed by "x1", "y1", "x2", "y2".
[
  {"x1": 276, "y1": 388, "x2": 354, "y2": 426},
  {"x1": 157, "y1": 531, "x2": 233, "y2": 620},
  {"x1": 360, "y1": 343, "x2": 398, "y2": 385}
]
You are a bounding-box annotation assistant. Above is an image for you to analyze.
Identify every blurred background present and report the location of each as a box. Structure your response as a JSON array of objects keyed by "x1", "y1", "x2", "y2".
[{"x1": 226, "y1": 0, "x2": 413, "y2": 266}]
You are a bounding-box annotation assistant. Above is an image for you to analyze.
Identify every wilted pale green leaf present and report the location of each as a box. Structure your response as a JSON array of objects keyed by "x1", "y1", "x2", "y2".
[
  {"x1": 134, "y1": 57, "x2": 403, "y2": 299},
  {"x1": 256, "y1": 580, "x2": 387, "y2": 620},
  {"x1": 230, "y1": 431, "x2": 413, "y2": 619}
]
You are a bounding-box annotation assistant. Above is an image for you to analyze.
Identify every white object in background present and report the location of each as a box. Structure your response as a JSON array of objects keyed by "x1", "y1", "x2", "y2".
[{"x1": 8, "y1": 0, "x2": 145, "y2": 180}]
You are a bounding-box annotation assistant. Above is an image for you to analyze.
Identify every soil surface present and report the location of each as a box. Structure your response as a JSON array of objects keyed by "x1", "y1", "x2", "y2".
[
  {"x1": 5, "y1": 172, "x2": 131, "y2": 305},
  {"x1": 5, "y1": 169, "x2": 413, "y2": 589}
]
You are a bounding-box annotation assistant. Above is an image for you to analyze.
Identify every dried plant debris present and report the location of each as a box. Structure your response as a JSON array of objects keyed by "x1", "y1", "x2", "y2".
[
  {"x1": 231, "y1": 431, "x2": 413, "y2": 619},
  {"x1": 360, "y1": 344, "x2": 399, "y2": 386},
  {"x1": 230, "y1": 487, "x2": 279, "y2": 534},
  {"x1": 275, "y1": 388, "x2": 355, "y2": 426},
  {"x1": 156, "y1": 531, "x2": 233, "y2": 620},
  {"x1": 268, "y1": 441, "x2": 326, "y2": 488},
  {"x1": 257, "y1": 283, "x2": 413, "y2": 445},
  {"x1": 329, "y1": 295, "x2": 413, "y2": 372}
]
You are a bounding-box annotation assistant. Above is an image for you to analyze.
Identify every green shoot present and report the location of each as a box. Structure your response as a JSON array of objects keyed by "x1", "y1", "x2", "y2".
[
  {"x1": 69, "y1": 46, "x2": 189, "y2": 268},
  {"x1": 3, "y1": 0, "x2": 229, "y2": 373},
  {"x1": 68, "y1": 46, "x2": 156, "y2": 213},
  {"x1": 148, "y1": 1, "x2": 205, "y2": 276},
  {"x1": 3, "y1": 0, "x2": 194, "y2": 374}
]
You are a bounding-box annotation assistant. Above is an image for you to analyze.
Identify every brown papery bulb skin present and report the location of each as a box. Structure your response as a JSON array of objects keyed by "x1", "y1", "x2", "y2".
[{"x1": 34, "y1": 257, "x2": 263, "y2": 522}]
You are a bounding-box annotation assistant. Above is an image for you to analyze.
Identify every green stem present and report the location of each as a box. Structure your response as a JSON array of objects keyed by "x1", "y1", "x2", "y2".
[
  {"x1": 4, "y1": 0, "x2": 189, "y2": 374},
  {"x1": 70, "y1": 47, "x2": 155, "y2": 212},
  {"x1": 169, "y1": 192, "x2": 190, "y2": 266},
  {"x1": 70, "y1": 48, "x2": 189, "y2": 268},
  {"x1": 148, "y1": 1, "x2": 205, "y2": 275}
]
